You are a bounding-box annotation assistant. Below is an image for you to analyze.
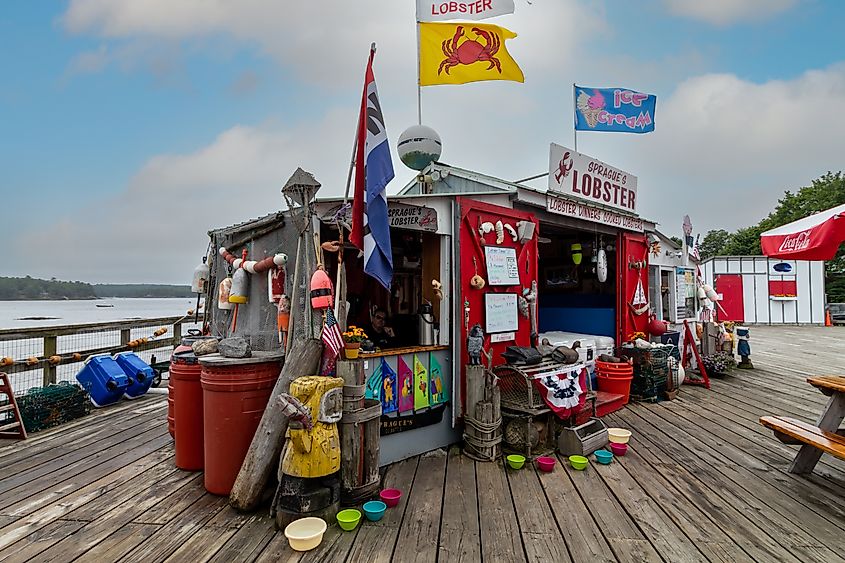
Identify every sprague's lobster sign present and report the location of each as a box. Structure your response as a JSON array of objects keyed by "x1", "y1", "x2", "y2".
[{"x1": 548, "y1": 143, "x2": 638, "y2": 214}]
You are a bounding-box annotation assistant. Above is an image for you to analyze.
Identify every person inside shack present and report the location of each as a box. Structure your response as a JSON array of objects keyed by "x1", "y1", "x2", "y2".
[{"x1": 364, "y1": 306, "x2": 398, "y2": 350}]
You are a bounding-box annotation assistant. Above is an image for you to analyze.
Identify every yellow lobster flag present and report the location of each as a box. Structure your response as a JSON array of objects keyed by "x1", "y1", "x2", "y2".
[{"x1": 419, "y1": 22, "x2": 524, "y2": 86}]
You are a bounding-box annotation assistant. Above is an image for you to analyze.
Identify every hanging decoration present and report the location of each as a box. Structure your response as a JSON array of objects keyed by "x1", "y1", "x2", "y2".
[
  {"x1": 381, "y1": 359, "x2": 399, "y2": 413},
  {"x1": 413, "y1": 354, "x2": 430, "y2": 410},
  {"x1": 571, "y1": 243, "x2": 583, "y2": 265},
  {"x1": 470, "y1": 257, "x2": 486, "y2": 289},
  {"x1": 495, "y1": 221, "x2": 505, "y2": 244},
  {"x1": 309, "y1": 268, "x2": 334, "y2": 309},
  {"x1": 504, "y1": 223, "x2": 517, "y2": 242},
  {"x1": 229, "y1": 249, "x2": 249, "y2": 305},
  {"x1": 429, "y1": 354, "x2": 447, "y2": 405},
  {"x1": 597, "y1": 248, "x2": 608, "y2": 283},
  {"x1": 217, "y1": 276, "x2": 234, "y2": 311},
  {"x1": 397, "y1": 356, "x2": 414, "y2": 413},
  {"x1": 277, "y1": 295, "x2": 290, "y2": 349}
]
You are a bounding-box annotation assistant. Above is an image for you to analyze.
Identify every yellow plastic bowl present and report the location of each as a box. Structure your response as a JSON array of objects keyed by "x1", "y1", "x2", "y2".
[
  {"x1": 284, "y1": 517, "x2": 327, "y2": 552},
  {"x1": 607, "y1": 428, "x2": 632, "y2": 444}
]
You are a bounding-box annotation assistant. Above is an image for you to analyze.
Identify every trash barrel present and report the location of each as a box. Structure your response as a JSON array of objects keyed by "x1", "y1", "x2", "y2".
[
  {"x1": 113, "y1": 352, "x2": 155, "y2": 399},
  {"x1": 171, "y1": 350, "x2": 205, "y2": 471},
  {"x1": 75, "y1": 354, "x2": 130, "y2": 407},
  {"x1": 200, "y1": 352, "x2": 282, "y2": 496}
]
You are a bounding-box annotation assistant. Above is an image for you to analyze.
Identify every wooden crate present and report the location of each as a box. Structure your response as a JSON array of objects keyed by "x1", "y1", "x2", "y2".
[{"x1": 557, "y1": 417, "x2": 608, "y2": 456}]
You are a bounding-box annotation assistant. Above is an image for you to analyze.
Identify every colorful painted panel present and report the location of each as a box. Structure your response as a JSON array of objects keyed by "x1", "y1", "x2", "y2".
[
  {"x1": 397, "y1": 356, "x2": 414, "y2": 414},
  {"x1": 381, "y1": 359, "x2": 398, "y2": 414},
  {"x1": 429, "y1": 354, "x2": 447, "y2": 405},
  {"x1": 413, "y1": 354, "x2": 430, "y2": 410}
]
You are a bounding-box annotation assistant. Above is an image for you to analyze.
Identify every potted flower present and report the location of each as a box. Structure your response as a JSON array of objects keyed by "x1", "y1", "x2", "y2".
[{"x1": 342, "y1": 326, "x2": 368, "y2": 359}]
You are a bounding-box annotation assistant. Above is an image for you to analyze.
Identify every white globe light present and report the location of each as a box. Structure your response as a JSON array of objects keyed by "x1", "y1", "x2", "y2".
[{"x1": 397, "y1": 125, "x2": 442, "y2": 171}]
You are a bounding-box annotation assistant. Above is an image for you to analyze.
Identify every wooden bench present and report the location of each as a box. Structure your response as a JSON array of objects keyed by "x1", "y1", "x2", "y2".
[{"x1": 760, "y1": 416, "x2": 845, "y2": 472}]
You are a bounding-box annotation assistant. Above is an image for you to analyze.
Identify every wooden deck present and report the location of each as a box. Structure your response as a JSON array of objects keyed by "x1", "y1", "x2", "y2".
[{"x1": 1, "y1": 326, "x2": 844, "y2": 562}]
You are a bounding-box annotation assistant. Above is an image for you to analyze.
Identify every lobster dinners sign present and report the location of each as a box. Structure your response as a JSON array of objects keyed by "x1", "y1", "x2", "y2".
[
  {"x1": 546, "y1": 194, "x2": 644, "y2": 232},
  {"x1": 548, "y1": 143, "x2": 638, "y2": 214}
]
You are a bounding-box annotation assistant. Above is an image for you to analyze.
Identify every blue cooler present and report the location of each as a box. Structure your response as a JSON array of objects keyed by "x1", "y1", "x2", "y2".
[
  {"x1": 113, "y1": 352, "x2": 155, "y2": 399},
  {"x1": 75, "y1": 354, "x2": 130, "y2": 407}
]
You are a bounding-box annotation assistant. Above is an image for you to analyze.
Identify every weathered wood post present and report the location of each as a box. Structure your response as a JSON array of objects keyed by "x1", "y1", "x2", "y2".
[
  {"x1": 229, "y1": 338, "x2": 322, "y2": 512},
  {"x1": 463, "y1": 364, "x2": 502, "y2": 461},
  {"x1": 337, "y1": 359, "x2": 381, "y2": 504}
]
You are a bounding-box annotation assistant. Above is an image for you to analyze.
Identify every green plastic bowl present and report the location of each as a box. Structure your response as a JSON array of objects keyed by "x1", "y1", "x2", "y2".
[
  {"x1": 506, "y1": 454, "x2": 526, "y2": 469},
  {"x1": 569, "y1": 455, "x2": 589, "y2": 470},
  {"x1": 336, "y1": 509, "x2": 362, "y2": 532}
]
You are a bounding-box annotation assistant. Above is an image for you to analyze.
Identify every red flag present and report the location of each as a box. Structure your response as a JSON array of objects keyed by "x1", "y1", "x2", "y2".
[{"x1": 350, "y1": 48, "x2": 376, "y2": 251}]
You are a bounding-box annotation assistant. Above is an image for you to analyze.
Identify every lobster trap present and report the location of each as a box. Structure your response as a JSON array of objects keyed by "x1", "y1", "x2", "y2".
[
  {"x1": 15, "y1": 382, "x2": 91, "y2": 433},
  {"x1": 620, "y1": 344, "x2": 678, "y2": 402}
]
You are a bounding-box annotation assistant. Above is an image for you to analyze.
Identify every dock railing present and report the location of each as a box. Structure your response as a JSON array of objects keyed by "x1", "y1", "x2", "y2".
[{"x1": 0, "y1": 315, "x2": 202, "y2": 395}]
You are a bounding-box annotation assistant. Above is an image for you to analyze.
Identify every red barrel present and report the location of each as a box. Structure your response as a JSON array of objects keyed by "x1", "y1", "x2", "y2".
[
  {"x1": 168, "y1": 335, "x2": 216, "y2": 440},
  {"x1": 200, "y1": 355, "x2": 281, "y2": 496},
  {"x1": 171, "y1": 352, "x2": 204, "y2": 470}
]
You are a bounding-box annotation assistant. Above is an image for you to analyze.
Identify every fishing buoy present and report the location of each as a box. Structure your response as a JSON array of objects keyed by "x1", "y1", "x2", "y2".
[
  {"x1": 72, "y1": 353, "x2": 82, "y2": 361},
  {"x1": 571, "y1": 243, "x2": 583, "y2": 265},
  {"x1": 229, "y1": 268, "x2": 249, "y2": 304},
  {"x1": 310, "y1": 268, "x2": 334, "y2": 309},
  {"x1": 702, "y1": 284, "x2": 718, "y2": 302},
  {"x1": 697, "y1": 285, "x2": 707, "y2": 301},
  {"x1": 1, "y1": 357, "x2": 14, "y2": 366},
  {"x1": 269, "y1": 266, "x2": 286, "y2": 303},
  {"x1": 217, "y1": 278, "x2": 234, "y2": 310},
  {"x1": 597, "y1": 249, "x2": 608, "y2": 282},
  {"x1": 26, "y1": 357, "x2": 39, "y2": 366},
  {"x1": 49, "y1": 355, "x2": 62, "y2": 365},
  {"x1": 277, "y1": 295, "x2": 290, "y2": 349},
  {"x1": 191, "y1": 257, "x2": 209, "y2": 293},
  {"x1": 153, "y1": 327, "x2": 167, "y2": 337}
]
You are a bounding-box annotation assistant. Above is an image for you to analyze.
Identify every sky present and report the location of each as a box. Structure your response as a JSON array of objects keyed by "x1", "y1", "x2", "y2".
[{"x1": 2, "y1": 0, "x2": 844, "y2": 284}]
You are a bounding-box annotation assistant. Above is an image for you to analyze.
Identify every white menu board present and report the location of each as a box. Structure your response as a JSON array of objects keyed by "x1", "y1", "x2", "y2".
[
  {"x1": 484, "y1": 246, "x2": 520, "y2": 286},
  {"x1": 485, "y1": 293, "x2": 519, "y2": 334}
]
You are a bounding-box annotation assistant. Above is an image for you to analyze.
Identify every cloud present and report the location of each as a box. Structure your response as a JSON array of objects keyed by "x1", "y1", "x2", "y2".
[
  {"x1": 611, "y1": 63, "x2": 845, "y2": 231},
  {"x1": 61, "y1": 0, "x2": 606, "y2": 87},
  {"x1": 12, "y1": 114, "x2": 355, "y2": 284},
  {"x1": 663, "y1": 0, "x2": 798, "y2": 25}
]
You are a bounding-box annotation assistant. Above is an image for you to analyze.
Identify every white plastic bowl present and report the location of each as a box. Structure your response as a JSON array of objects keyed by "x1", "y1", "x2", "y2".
[
  {"x1": 284, "y1": 517, "x2": 327, "y2": 552},
  {"x1": 607, "y1": 427, "x2": 632, "y2": 444}
]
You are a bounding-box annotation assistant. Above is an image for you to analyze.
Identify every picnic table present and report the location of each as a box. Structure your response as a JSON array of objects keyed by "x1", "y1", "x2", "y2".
[{"x1": 761, "y1": 376, "x2": 845, "y2": 475}]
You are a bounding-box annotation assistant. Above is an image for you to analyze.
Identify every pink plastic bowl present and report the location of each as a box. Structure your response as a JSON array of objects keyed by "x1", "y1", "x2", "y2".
[
  {"x1": 609, "y1": 442, "x2": 628, "y2": 456},
  {"x1": 536, "y1": 456, "x2": 556, "y2": 473},
  {"x1": 379, "y1": 488, "x2": 402, "y2": 508}
]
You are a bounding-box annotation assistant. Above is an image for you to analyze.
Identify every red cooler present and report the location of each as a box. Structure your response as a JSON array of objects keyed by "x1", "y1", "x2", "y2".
[
  {"x1": 199, "y1": 352, "x2": 282, "y2": 496},
  {"x1": 171, "y1": 351, "x2": 204, "y2": 470}
]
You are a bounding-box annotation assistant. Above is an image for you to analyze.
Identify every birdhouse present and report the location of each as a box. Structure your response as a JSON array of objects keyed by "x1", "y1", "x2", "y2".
[{"x1": 310, "y1": 268, "x2": 334, "y2": 310}]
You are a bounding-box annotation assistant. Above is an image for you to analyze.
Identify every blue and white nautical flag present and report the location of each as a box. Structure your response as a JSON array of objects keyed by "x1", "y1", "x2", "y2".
[
  {"x1": 351, "y1": 46, "x2": 395, "y2": 289},
  {"x1": 574, "y1": 85, "x2": 656, "y2": 134}
]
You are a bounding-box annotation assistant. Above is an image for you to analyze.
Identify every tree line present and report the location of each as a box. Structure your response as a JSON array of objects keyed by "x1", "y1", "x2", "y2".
[
  {"x1": 0, "y1": 277, "x2": 192, "y2": 300},
  {"x1": 697, "y1": 172, "x2": 845, "y2": 302}
]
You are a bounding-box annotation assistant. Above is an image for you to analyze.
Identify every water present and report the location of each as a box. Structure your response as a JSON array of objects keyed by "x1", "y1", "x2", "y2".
[{"x1": 0, "y1": 298, "x2": 201, "y2": 330}]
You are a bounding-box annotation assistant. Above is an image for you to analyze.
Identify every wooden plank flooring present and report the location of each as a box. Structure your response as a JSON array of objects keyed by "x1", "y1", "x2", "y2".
[{"x1": 1, "y1": 326, "x2": 844, "y2": 562}]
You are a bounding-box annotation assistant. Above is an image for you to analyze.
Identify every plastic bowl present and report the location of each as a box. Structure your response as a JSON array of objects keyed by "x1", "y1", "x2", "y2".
[
  {"x1": 608, "y1": 428, "x2": 632, "y2": 444},
  {"x1": 569, "y1": 455, "x2": 589, "y2": 470},
  {"x1": 336, "y1": 509, "x2": 362, "y2": 532},
  {"x1": 506, "y1": 454, "x2": 526, "y2": 470},
  {"x1": 594, "y1": 450, "x2": 614, "y2": 465},
  {"x1": 380, "y1": 488, "x2": 402, "y2": 508},
  {"x1": 609, "y1": 442, "x2": 628, "y2": 456},
  {"x1": 362, "y1": 500, "x2": 387, "y2": 522},
  {"x1": 284, "y1": 517, "x2": 327, "y2": 552},
  {"x1": 536, "y1": 456, "x2": 556, "y2": 473}
]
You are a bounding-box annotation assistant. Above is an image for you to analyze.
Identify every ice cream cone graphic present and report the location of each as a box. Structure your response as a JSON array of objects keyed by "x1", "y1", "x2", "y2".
[{"x1": 577, "y1": 90, "x2": 605, "y2": 128}]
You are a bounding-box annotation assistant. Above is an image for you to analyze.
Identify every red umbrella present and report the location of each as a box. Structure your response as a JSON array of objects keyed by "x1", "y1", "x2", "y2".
[{"x1": 761, "y1": 203, "x2": 845, "y2": 260}]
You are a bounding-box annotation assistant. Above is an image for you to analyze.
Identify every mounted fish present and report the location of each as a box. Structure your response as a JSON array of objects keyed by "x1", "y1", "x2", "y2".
[{"x1": 504, "y1": 223, "x2": 517, "y2": 242}]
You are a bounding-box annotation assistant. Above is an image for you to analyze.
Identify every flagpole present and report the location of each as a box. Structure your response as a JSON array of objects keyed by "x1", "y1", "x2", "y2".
[
  {"x1": 573, "y1": 83, "x2": 578, "y2": 152},
  {"x1": 416, "y1": 22, "x2": 422, "y2": 124}
]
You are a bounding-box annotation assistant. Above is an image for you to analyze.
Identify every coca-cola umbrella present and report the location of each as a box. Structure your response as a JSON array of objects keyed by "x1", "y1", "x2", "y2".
[{"x1": 760, "y1": 203, "x2": 845, "y2": 260}]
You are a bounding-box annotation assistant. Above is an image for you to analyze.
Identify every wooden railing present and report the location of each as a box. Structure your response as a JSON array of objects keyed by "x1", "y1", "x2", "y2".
[{"x1": 0, "y1": 315, "x2": 202, "y2": 394}]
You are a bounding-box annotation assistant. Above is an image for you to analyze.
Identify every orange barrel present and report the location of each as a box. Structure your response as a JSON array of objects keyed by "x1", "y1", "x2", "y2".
[
  {"x1": 167, "y1": 381, "x2": 175, "y2": 438},
  {"x1": 199, "y1": 352, "x2": 282, "y2": 496},
  {"x1": 171, "y1": 351, "x2": 204, "y2": 470}
]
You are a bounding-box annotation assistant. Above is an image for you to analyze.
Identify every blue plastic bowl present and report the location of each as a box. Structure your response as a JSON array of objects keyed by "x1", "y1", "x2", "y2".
[
  {"x1": 594, "y1": 450, "x2": 614, "y2": 465},
  {"x1": 362, "y1": 500, "x2": 387, "y2": 522}
]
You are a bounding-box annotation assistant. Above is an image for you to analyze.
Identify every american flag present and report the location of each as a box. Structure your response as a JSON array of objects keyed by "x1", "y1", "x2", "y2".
[{"x1": 322, "y1": 307, "x2": 345, "y2": 359}]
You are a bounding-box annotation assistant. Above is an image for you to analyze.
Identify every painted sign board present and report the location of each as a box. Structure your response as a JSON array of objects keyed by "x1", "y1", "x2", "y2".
[
  {"x1": 326, "y1": 202, "x2": 438, "y2": 233},
  {"x1": 546, "y1": 194, "x2": 644, "y2": 232},
  {"x1": 548, "y1": 143, "x2": 638, "y2": 213}
]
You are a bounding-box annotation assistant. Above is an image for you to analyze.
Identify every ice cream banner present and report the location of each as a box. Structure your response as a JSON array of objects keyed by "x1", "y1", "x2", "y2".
[
  {"x1": 574, "y1": 86, "x2": 656, "y2": 134},
  {"x1": 381, "y1": 359, "x2": 398, "y2": 414},
  {"x1": 398, "y1": 356, "x2": 415, "y2": 413},
  {"x1": 416, "y1": 0, "x2": 514, "y2": 22},
  {"x1": 429, "y1": 354, "x2": 448, "y2": 405},
  {"x1": 413, "y1": 354, "x2": 430, "y2": 410}
]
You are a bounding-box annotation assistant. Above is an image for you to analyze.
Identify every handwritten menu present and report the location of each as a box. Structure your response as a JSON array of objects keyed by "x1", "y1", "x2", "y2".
[
  {"x1": 485, "y1": 293, "x2": 518, "y2": 334},
  {"x1": 484, "y1": 246, "x2": 520, "y2": 286}
]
